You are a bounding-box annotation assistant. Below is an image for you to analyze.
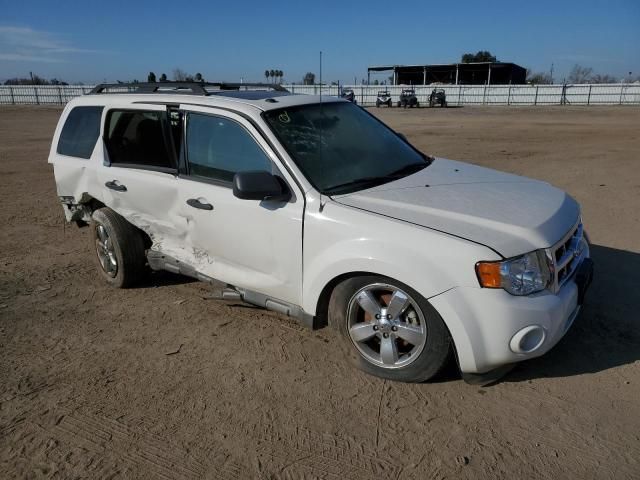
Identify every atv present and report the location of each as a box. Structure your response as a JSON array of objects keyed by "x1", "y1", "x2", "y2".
[
  {"x1": 397, "y1": 89, "x2": 419, "y2": 108},
  {"x1": 376, "y1": 90, "x2": 392, "y2": 107},
  {"x1": 428, "y1": 88, "x2": 447, "y2": 107},
  {"x1": 340, "y1": 88, "x2": 357, "y2": 104}
]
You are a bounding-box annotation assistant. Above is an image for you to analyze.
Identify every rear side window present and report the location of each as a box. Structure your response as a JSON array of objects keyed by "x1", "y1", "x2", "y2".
[
  {"x1": 186, "y1": 113, "x2": 271, "y2": 183},
  {"x1": 104, "y1": 110, "x2": 174, "y2": 170},
  {"x1": 57, "y1": 106, "x2": 103, "y2": 159}
]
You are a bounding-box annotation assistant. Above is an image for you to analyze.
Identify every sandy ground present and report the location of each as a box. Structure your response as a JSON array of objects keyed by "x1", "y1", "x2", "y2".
[{"x1": 1, "y1": 105, "x2": 639, "y2": 479}]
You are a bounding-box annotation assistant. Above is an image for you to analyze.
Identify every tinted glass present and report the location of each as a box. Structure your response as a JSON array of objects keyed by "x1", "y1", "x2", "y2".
[
  {"x1": 186, "y1": 113, "x2": 271, "y2": 182},
  {"x1": 263, "y1": 102, "x2": 427, "y2": 194},
  {"x1": 57, "y1": 106, "x2": 103, "y2": 159},
  {"x1": 105, "y1": 110, "x2": 173, "y2": 169}
]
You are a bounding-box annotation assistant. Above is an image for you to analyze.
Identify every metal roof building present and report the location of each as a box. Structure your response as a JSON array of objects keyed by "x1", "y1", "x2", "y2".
[{"x1": 367, "y1": 62, "x2": 527, "y2": 85}]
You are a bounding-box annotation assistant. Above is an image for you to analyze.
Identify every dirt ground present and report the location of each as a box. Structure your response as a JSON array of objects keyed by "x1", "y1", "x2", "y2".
[{"x1": 1, "y1": 105, "x2": 639, "y2": 479}]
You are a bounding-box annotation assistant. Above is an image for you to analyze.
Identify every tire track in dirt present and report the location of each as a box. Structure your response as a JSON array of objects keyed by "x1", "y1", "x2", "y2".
[
  {"x1": 53, "y1": 411, "x2": 242, "y2": 480},
  {"x1": 251, "y1": 424, "x2": 400, "y2": 479},
  {"x1": 47, "y1": 402, "x2": 401, "y2": 480}
]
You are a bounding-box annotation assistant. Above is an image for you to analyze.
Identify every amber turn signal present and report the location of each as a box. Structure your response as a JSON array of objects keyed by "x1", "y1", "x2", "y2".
[{"x1": 475, "y1": 261, "x2": 502, "y2": 288}]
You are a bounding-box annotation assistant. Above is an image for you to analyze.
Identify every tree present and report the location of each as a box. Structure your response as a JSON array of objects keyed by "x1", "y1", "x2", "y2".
[
  {"x1": 567, "y1": 64, "x2": 593, "y2": 84},
  {"x1": 461, "y1": 51, "x2": 497, "y2": 63},
  {"x1": 159, "y1": 73, "x2": 167, "y2": 82},
  {"x1": 194, "y1": 72, "x2": 203, "y2": 82},
  {"x1": 269, "y1": 69, "x2": 275, "y2": 83},
  {"x1": 303, "y1": 72, "x2": 315, "y2": 85},
  {"x1": 277, "y1": 70, "x2": 283, "y2": 83},
  {"x1": 4, "y1": 75, "x2": 65, "y2": 85},
  {"x1": 148, "y1": 72, "x2": 156, "y2": 82},
  {"x1": 526, "y1": 70, "x2": 552, "y2": 85},
  {"x1": 591, "y1": 73, "x2": 618, "y2": 84},
  {"x1": 265, "y1": 70, "x2": 270, "y2": 82},
  {"x1": 172, "y1": 68, "x2": 188, "y2": 81}
]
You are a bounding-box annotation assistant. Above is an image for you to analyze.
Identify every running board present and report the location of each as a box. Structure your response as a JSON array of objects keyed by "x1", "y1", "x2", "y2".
[{"x1": 146, "y1": 250, "x2": 318, "y2": 329}]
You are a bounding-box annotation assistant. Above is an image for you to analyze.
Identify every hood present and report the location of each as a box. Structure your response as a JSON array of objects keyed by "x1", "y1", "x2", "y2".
[{"x1": 333, "y1": 158, "x2": 580, "y2": 258}]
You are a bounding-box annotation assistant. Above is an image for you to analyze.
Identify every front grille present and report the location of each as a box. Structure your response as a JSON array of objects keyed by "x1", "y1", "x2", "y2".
[{"x1": 549, "y1": 222, "x2": 585, "y2": 292}]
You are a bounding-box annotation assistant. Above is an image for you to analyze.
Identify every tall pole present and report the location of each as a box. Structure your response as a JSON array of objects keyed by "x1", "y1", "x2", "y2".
[
  {"x1": 550, "y1": 63, "x2": 554, "y2": 84},
  {"x1": 319, "y1": 51, "x2": 322, "y2": 102}
]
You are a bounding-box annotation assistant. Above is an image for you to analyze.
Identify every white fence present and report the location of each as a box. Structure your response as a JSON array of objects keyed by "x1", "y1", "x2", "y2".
[
  {"x1": 286, "y1": 84, "x2": 640, "y2": 106},
  {"x1": 1, "y1": 83, "x2": 639, "y2": 107}
]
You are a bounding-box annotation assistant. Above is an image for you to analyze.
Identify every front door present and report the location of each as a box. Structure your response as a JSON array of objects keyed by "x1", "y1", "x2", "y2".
[{"x1": 176, "y1": 106, "x2": 304, "y2": 305}]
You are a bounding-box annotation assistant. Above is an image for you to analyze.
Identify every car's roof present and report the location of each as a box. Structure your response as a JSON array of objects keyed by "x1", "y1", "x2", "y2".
[{"x1": 67, "y1": 91, "x2": 347, "y2": 115}]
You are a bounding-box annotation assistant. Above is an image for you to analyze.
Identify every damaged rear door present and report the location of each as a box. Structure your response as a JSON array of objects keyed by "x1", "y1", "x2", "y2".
[{"x1": 98, "y1": 104, "x2": 184, "y2": 254}]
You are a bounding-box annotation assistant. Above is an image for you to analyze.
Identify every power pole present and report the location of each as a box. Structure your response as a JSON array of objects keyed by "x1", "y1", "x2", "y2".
[{"x1": 550, "y1": 63, "x2": 554, "y2": 84}]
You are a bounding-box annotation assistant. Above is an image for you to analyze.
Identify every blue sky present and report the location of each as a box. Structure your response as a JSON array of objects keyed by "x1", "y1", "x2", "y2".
[{"x1": 1, "y1": 0, "x2": 638, "y2": 84}]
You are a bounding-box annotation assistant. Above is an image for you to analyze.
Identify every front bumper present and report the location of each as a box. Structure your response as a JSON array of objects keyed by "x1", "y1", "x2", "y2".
[{"x1": 430, "y1": 257, "x2": 593, "y2": 374}]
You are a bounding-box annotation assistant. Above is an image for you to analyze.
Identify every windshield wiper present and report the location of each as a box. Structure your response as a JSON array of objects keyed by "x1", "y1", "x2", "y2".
[
  {"x1": 323, "y1": 176, "x2": 393, "y2": 195},
  {"x1": 323, "y1": 162, "x2": 429, "y2": 195},
  {"x1": 385, "y1": 162, "x2": 429, "y2": 178}
]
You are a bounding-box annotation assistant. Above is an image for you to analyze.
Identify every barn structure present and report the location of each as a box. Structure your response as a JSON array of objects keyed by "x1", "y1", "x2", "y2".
[{"x1": 367, "y1": 62, "x2": 527, "y2": 85}]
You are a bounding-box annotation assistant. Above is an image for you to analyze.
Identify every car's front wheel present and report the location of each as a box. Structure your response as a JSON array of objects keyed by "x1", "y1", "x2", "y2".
[
  {"x1": 91, "y1": 207, "x2": 147, "y2": 288},
  {"x1": 329, "y1": 276, "x2": 452, "y2": 382}
]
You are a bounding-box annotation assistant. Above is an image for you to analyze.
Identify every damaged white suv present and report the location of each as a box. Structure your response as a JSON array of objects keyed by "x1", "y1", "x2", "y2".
[{"x1": 49, "y1": 82, "x2": 593, "y2": 383}]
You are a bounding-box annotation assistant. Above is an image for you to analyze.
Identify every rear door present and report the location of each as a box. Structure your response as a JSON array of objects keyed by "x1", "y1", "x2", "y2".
[
  {"x1": 98, "y1": 104, "x2": 183, "y2": 254},
  {"x1": 175, "y1": 106, "x2": 304, "y2": 305}
]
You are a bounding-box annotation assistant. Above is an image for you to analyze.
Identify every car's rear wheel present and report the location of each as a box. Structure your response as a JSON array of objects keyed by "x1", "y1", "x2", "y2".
[
  {"x1": 91, "y1": 208, "x2": 147, "y2": 288},
  {"x1": 329, "y1": 276, "x2": 452, "y2": 382}
]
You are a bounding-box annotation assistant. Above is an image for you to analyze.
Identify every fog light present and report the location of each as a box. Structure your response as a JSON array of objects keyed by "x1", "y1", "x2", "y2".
[{"x1": 510, "y1": 326, "x2": 546, "y2": 354}]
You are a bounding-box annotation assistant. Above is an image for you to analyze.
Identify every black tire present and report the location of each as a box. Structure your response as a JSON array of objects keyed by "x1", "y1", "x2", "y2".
[
  {"x1": 328, "y1": 275, "x2": 452, "y2": 382},
  {"x1": 91, "y1": 207, "x2": 147, "y2": 288},
  {"x1": 376, "y1": 100, "x2": 380, "y2": 107},
  {"x1": 387, "y1": 100, "x2": 392, "y2": 107}
]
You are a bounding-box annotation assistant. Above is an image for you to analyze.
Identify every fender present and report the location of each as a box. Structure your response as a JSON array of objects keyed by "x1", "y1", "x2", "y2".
[{"x1": 302, "y1": 199, "x2": 500, "y2": 315}]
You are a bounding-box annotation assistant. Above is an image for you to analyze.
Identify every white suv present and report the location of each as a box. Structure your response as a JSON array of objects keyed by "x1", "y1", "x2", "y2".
[{"x1": 49, "y1": 82, "x2": 593, "y2": 383}]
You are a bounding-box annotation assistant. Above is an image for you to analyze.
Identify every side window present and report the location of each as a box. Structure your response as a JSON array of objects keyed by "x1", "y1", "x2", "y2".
[
  {"x1": 104, "y1": 110, "x2": 174, "y2": 169},
  {"x1": 57, "y1": 106, "x2": 104, "y2": 159},
  {"x1": 186, "y1": 113, "x2": 272, "y2": 183}
]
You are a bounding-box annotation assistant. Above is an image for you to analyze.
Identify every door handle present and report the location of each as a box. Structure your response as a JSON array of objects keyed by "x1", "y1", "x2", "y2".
[
  {"x1": 186, "y1": 198, "x2": 214, "y2": 210},
  {"x1": 105, "y1": 180, "x2": 127, "y2": 192}
]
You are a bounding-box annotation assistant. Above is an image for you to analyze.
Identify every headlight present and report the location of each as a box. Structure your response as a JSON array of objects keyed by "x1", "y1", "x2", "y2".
[{"x1": 476, "y1": 250, "x2": 551, "y2": 296}]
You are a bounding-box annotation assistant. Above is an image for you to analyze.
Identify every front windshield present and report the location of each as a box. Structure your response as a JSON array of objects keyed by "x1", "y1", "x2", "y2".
[{"x1": 263, "y1": 102, "x2": 429, "y2": 195}]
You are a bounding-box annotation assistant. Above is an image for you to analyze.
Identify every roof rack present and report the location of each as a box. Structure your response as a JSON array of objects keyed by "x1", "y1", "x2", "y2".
[{"x1": 89, "y1": 82, "x2": 289, "y2": 95}]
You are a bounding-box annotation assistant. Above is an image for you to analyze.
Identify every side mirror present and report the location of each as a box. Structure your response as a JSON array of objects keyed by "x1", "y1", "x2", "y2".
[{"x1": 232, "y1": 171, "x2": 291, "y2": 202}]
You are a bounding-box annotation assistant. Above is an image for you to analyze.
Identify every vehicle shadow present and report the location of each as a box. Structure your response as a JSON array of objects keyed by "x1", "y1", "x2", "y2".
[
  {"x1": 503, "y1": 244, "x2": 640, "y2": 382},
  {"x1": 136, "y1": 270, "x2": 197, "y2": 289}
]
